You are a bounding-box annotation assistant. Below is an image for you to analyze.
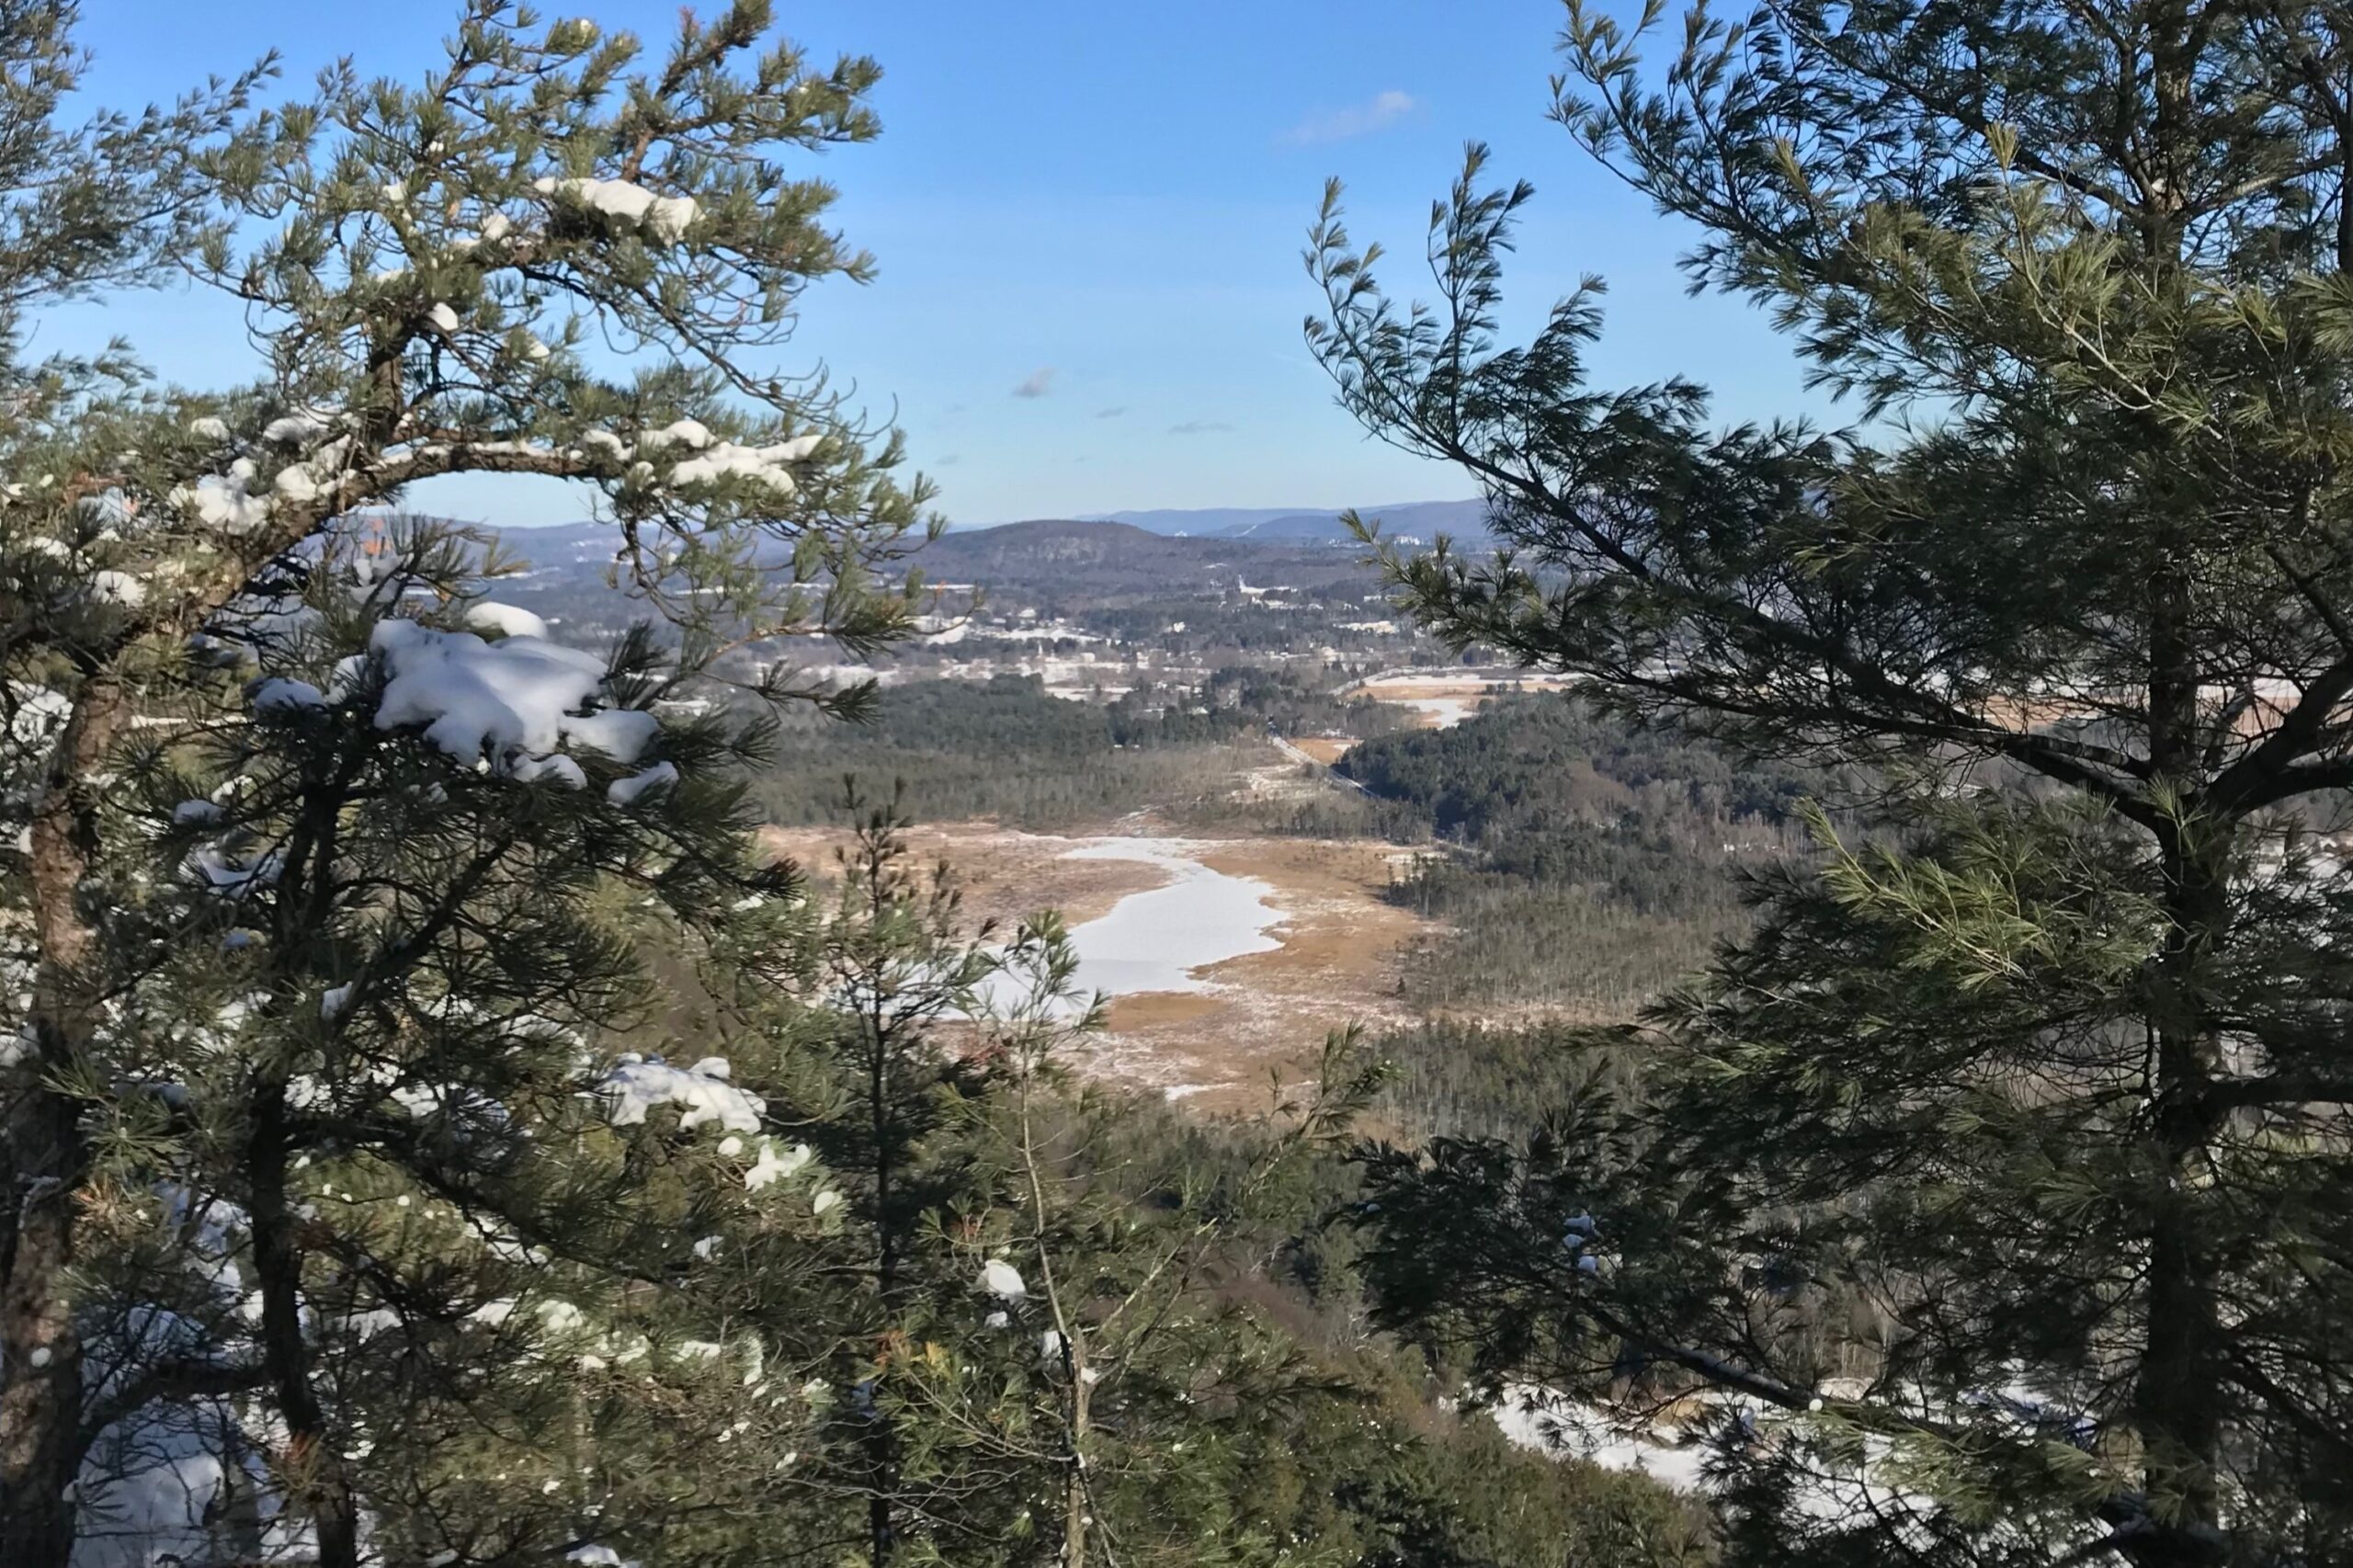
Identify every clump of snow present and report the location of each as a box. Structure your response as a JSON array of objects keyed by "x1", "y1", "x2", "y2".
[
  {"x1": 320, "y1": 984, "x2": 354, "y2": 1023},
  {"x1": 8, "y1": 683, "x2": 70, "y2": 751},
  {"x1": 172, "y1": 800, "x2": 225, "y2": 826},
  {"x1": 606, "y1": 761, "x2": 677, "y2": 807},
  {"x1": 426, "y1": 302, "x2": 460, "y2": 333},
  {"x1": 743, "y1": 1138, "x2": 813, "y2": 1192},
  {"x1": 537, "y1": 176, "x2": 699, "y2": 243},
  {"x1": 370, "y1": 617, "x2": 632, "y2": 767},
  {"x1": 192, "y1": 846, "x2": 282, "y2": 892},
  {"x1": 92, "y1": 571, "x2": 144, "y2": 607},
  {"x1": 508, "y1": 753, "x2": 586, "y2": 789},
  {"x1": 665, "y1": 435, "x2": 822, "y2": 495},
  {"x1": 250, "y1": 677, "x2": 326, "y2": 712},
  {"x1": 273, "y1": 436, "x2": 355, "y2": 506},
  {"x1": 560, "y1": 706, "x2": 663, "y2": 757},
  {"x1": 566, "y1": 1547, "x2": 638, "y2": 1568},
  {"x1": 638, "y1": 419, "x2": 711, "y2": 452},
  {"x1": 187, "y1": 415, "x2": 232, "y2": 442},
  {"x1": 462, "y1": 600, "x2": 550, "y2": 640},
  {"x1": 598, "y1": 1053, "x2": 764, "y2": 1134},
  {"x1": 173, "y1": 458, "x2": 271, "y2": 535},
  {"x1": 262, "y1": 410, "x2": 335, "y2": 445},
  {"x1": 978, "y1": 1259, "x2": 1026, "y2": 1300}
]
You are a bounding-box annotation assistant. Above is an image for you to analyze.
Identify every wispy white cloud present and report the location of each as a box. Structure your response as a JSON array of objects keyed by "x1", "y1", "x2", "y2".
[
  {"x1": 1168, "y1": 420, "x2": 1235, "y2": 436},
  {"x1": 1283, "y1": 89, "x2": 1417, "y2": 146},
  {"x1": 1095, "y1": 405, "x2": 1126, "y2": 419},
  {"x1": 1011, "y1": 367, "x2": 1057, "y2": 399}
]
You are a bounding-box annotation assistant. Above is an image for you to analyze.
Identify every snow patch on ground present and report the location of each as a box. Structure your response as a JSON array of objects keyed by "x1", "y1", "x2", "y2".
[{"x1": 1490, "y1": 1383, "x2": 1716, "y2": 1492}]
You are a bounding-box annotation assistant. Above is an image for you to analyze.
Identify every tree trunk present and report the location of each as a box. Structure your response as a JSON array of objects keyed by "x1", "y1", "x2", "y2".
[
  {"x1": 2128, "y1": 553, "x2": 2228, "y2": 1567},
  {"x1": 866, "y1": 985, "x2": 898, "y2": 1568},
  {"x1": 2130, "y1": 834, "x2": 2229, "y2": 1567},
  {"x1": 2, "y1": 679, "x2": 131, "y2": 1568},
  {"x1": 250, "y1": 1085, "x2": 359, "y2": 1568},
  {"x1": 0, "y1": 1065, "x2": 84, "y2": 1568},
  {"x1": 1061, "y1": 1340, "x2": 1090, "y2": 1568}
]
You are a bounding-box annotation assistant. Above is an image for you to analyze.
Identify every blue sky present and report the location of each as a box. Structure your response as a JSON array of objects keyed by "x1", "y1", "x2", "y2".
[{"x1": 61, "y1": 0, "x2": 1824, "y2": 527}]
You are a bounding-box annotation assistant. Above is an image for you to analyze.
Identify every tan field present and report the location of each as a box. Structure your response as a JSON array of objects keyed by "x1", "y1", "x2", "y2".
[
  {"x1": 1288, "y1": 735, "x2": 1354, "y2": 764},
  {"x1": 761, "y1": 812, "x2": 1436, "y2": 1116},
  {"x1": 1358, "y1": 672, "x2": 1577, "y2": 729},
  {"x1": 757, "y1": 822, "x2": 1171, "y2": 928},
  {"x1": 1092, "y1": 835, "x2": 1429, "y2": 1112}
]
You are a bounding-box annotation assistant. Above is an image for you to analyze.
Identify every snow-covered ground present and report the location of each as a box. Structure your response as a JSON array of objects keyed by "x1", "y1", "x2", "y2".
[
  {"x1": 1350, "y1": 671, "x2": 1578, "y2": 730},
  {"x1": 1396, "y1": 695, "x2": 1483, "y2": 727}
]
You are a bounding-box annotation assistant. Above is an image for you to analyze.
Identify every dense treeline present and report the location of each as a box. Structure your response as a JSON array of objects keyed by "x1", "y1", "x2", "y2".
[
  {"x1": 756, "y1": 670, "x2": 1403, "y2": 830},
  {"x1": 1339, "y1": 694, "x2": 1814, "y2": 870},
  {"x1": 1336, "y1": 696, "x2": 1824, "y2": 1008},
  {"x1": 755, "y1": 675, "x2": 1256, "y2": 826}
]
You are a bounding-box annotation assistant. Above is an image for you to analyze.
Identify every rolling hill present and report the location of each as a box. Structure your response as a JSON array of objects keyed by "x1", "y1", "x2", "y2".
[{"x1": 469, "y1": 517, "x2": 1393, "y2": 624}]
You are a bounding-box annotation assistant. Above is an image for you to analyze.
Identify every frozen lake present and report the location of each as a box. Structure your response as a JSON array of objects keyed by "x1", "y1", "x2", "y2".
[
  {"x1": 1055, "y1": 838, "x2": 1283, "y2": 996},
  {"x1": 956, "y1": 836, "x2": 1286, "y2": 1020}
]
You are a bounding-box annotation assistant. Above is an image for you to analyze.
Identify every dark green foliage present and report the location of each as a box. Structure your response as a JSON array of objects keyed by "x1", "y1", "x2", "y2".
[
  {"x1": 755, "y1": 675, "x2": 1264, "y2": 828},
  {"x1": 1341, "y1": 696, "x2": 1815, "y2": 876},
  {"x1": 756, "y1": 669, "x2": 1402, "y2": 831},
  {"x1": 1340, "y1": 696, "x2": 1823, "y2": 1008},
  {"x1": 1370, "y1": 1018, "x2": 1648, "y2": 1144}
]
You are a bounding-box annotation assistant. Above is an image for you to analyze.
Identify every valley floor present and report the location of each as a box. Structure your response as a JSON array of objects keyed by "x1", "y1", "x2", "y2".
[{"x1": 762, "y1": 812, "x2": 1433, "y2": 1113}]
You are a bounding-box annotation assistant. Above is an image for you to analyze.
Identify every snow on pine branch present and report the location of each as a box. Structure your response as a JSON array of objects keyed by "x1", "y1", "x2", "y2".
[
  {"x1": 368, "y1": 618, "x2": 659, "y2": 779},
  {"x1": 597, "y1": 1054, "x2": 763, "y2": 1134},
  {"x1": 534, "y1": 176, "x2": 699, "y2": 244}
]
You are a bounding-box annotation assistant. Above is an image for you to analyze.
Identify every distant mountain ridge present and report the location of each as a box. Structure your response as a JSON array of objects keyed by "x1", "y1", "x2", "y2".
[
  {"x1": 907, "y1": 518, "x2": 1387, "y2": 603},
  {"x1": 1065, "y1": 498, "x2": 1494, "y2": 545},
  {"x1": 471, "y1": 517, "x2": 1398, "y2": 616}
]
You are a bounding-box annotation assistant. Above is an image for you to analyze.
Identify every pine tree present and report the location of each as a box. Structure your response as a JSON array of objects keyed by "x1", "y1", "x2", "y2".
[
  {"x1": 767, "y1": 789, "x2": 1006, "y2": 1567},
  {"x1": 74, "y1": 514, "x2": 858, "y2": 1568},
  {"x1": 1310, "y1": 4, "x2": 2353, "y2": 1563},
  {"x1": 1, "y1": 5, "x2": 933, "y2": 1562}
]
